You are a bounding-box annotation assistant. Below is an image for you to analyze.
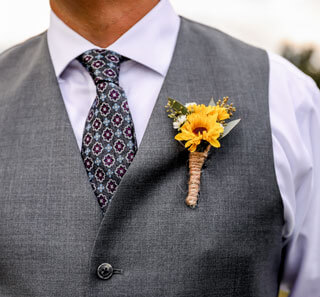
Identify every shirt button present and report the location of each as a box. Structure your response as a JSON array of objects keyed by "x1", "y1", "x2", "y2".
[{"x1": 97, "y1": 263, "x2": 114, "y2": 280}]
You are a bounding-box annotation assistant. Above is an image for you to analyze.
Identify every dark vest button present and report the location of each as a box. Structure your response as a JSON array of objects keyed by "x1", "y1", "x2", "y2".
[{"x1": 97, "y1": 263, "x2": 114, "y2": 280}]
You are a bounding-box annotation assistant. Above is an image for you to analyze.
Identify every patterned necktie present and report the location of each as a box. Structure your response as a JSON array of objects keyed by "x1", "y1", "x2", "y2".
[{"x1": 77, "y1": 49, "x2": 137, "y2": 212}]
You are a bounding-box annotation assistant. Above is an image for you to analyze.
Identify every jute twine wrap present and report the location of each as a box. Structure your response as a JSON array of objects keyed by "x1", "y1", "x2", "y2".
[{"x1": 185, "y1": 144, "x2": 211, "y2": 208}]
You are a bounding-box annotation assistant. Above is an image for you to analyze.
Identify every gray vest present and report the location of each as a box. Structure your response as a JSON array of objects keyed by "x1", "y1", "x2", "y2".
[{"x1": 0, "y1": 17, "x2": 283, "y2": 297}]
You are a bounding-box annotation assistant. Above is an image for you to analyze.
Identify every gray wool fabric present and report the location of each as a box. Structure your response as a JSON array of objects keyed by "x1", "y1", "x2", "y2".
[{"x1": 0, "y1": 17, "x2": 283, "y2": 297}]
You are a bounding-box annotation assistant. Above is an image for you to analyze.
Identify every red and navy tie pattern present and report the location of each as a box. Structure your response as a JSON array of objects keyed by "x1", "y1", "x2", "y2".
[{"x1": 77, "y1": 49, "x2": 137, "y2": 212}]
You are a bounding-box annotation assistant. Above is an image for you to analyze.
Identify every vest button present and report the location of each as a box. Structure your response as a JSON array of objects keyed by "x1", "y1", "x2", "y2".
[{"x1": 97, "y1": 263, "x2": 114, "y2": 280}]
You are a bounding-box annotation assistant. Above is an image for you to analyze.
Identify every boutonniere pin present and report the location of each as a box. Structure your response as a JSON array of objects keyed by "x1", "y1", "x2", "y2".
[{"x1": 166, "y1": 97, "x2": 240, "y2": 208}]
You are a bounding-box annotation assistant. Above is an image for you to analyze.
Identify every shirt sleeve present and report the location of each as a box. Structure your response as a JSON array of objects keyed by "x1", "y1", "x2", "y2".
[{"x1": 268, "y1": 51, "x2": 320, "y2": 296}]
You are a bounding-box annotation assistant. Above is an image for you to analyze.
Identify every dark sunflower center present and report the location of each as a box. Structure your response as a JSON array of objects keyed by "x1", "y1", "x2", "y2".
[{"x1": 193, "y1": 127, "x2": 207, "y2": 134}]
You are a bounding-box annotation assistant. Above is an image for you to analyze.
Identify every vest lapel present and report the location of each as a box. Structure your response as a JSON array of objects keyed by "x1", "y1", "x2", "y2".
[
  {"x1": 90, "y1": 16, "x2": 250, "y2": 275},
  {"x1": 25, "y1": 33, "x2": 102, "y2": 219},
  {"x1": 99, "y1": 17, "x2": 242, "y2": 219}
]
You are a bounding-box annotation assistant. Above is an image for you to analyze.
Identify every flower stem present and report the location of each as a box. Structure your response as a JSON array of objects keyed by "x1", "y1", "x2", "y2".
[{"x1": 185, "y1": 144, "x2": 211, "y2": 208}]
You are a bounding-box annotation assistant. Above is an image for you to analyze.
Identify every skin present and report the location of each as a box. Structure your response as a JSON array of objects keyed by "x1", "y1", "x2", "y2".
[{"x1": 50, "y1": 0, "x2": 160, "y2": 48}]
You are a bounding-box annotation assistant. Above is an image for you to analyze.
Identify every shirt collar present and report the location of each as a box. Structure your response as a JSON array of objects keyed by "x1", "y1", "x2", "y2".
[{"x1": 47, "y1": 0, "x2": 180, "y2": 78}]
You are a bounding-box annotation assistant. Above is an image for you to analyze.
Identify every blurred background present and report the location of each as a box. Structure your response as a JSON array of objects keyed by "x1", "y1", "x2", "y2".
[{"x1": 0, "y1": 0, "x2": 319, "y2": 87}]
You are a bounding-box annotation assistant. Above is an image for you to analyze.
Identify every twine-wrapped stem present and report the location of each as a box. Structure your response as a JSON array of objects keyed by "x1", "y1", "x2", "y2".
[{"x1": 185, "y1": 144, "x2": 211, "y2": 208}]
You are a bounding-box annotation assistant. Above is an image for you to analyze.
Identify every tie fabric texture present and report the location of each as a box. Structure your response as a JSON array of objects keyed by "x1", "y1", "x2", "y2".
[{"x1": 77, "y1": 49, "x2": 137, "y2": 212}]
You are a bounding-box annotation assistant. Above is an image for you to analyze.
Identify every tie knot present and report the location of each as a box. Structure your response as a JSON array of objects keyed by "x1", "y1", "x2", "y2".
[{"x1": 77, "y1": 49, "x2": 124, "y2": 85}]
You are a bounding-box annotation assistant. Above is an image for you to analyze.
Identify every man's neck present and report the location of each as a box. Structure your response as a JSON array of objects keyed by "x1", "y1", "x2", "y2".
[{"x1": 50, "y1": 0, "x2": 160, "y2": 48}]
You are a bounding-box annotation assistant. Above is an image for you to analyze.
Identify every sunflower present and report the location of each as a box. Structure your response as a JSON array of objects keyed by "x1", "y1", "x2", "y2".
[
  {"x1": 187, "y1": 103, "x2": 230, "y2": 122},
  {"x1": 175, "y1": 112, "x2": 224, "y2": 152}
]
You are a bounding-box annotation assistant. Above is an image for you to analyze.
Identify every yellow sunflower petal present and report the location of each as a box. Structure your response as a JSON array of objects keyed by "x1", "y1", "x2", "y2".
[
  {"x1": 208, "y1": 106, "x2": 230, "y2": 121},
  {"x1": 188, "y1": 143, "x2": 198, "y2": 152},
  {"x1": 187, "y1": 103, "x2": 218, "y2": 116},
  {"x1": 185, "y1": 137, "x2": 201, "y2": 149},
  {"x1": 175, "y1": 130, "x2": 195, "y2": 141},
  {"x1": 185, "y1": 139, "x2": 200, "y2": 152},
  {"x1": 208, "y1": 138, "x2": 221, "y2": 148}
]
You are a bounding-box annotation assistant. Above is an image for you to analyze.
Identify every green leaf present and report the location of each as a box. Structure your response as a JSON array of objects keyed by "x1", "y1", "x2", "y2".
[
  {"x1": 168, "y1": 98, "x2": 189, "y2": 115},
  {"x1": 220, "y1": 119, "x2": 241, "y2": 139},
  {"x1": 208, "y1": 97, "x2": 216, "y2": 106}
]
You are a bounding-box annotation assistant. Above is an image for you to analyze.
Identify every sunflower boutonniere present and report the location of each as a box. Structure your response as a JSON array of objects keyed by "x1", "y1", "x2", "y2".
[{"x1": 166, "y1": 97, "x2": 240, "y2": 208}]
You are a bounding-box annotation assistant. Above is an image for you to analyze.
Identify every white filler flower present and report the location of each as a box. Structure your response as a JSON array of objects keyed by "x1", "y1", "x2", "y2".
[{"x1": 173, "y1": 115, "x2": 187, "y2": 129}]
